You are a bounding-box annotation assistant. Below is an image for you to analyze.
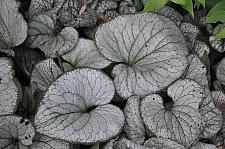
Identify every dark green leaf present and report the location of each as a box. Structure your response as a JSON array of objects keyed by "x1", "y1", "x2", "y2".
[
  {"x1": 215, "y1": 27, "x2": 225, "y2": 39},
  {"x1": 205, "y1": 0, "x2": 225, "y2": 23}
]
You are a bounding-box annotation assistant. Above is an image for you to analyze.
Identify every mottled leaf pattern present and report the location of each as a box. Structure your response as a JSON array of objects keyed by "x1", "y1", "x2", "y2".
[
  {"x1": 144, "y1": 137, "x2": 185, "y2": 149},
  {"x1": 185, "y1": 54, "x2": 208, "y2": 86},
  {"x1": 96, "y1": 13, "x2": 188, "y2": 98},
  {"x1": 216, "y1": 57, "x2": 225, "y2": 86},
  {"x1": 193, "y1": 40, "x2": 210, "y2": 58},
  {"x1": 30, "y1": 59, "x2": 63, "y2": 92},
  {"x1": 199, "y1": 89, "x2": 222, "y2": 138},
  {"x1": 114, "y1": 137, "x2": 149, "y2": 149},
  {"x1": 154, "y1": 6, "x2": 183, "y2": 26},
  {"x1": 0, "y1": 115, "x2": 35, "y2": 148},
  {"x1": 181, "y1": 23, "x2": 200, "y2": 49},
  {"x1": 209, "y1": 24, "x2": 225, "y2": 52},
  {"x1": 0, "y1": 58, "x2": 21, "y2": 115},
  {"x1": 141, "y1": 79, "x2": 204, "y2": 147},
  {"x1": 0, "y1": 0, "x2": 27, "y2": 49},
  {"x1": 63, "y1": 39, "x2": 111, "y2": 69},
  {"x1": 124, "y1": 96, "x2": 147, "y2": 144},
  {"x1": 35, "y1": 68, "x2": 124, "y2": 143},
  {"x1": 27, "y1": 15, "x2": 78, "y2": 58}
]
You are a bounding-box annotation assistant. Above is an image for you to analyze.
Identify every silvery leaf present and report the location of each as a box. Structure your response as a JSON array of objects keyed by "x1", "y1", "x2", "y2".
[
  {"x1": 0, "y1": 115, "x2": 35, "y2": 148},
  {"x1": 35, "y1": 68, "x2": 124, "y2": 144},
  {"x1": 190, "y1": 142, "x2": 217, "y2": 149},
  {"x1": 124, "y1": 96, "x2": 147, "y2": 144},
  {"x1": 144, "y1": 137, "x2": 185, "y2": 149},
  {"x1": 0, "y1": 57, "x2": 21, "y2": 115},
  {"x1": 199, "y1": 89, "x2": 222, "y2": 138},
  {"x1": 19, "y1": 133, "x2": 70, "y2": 149},
  {"x1": 180, "y1": 23, "x2": 200, "y2": 49},
  {"x1": 27, "y1": 15, "x2": 78, "y2": 58},
  {"x1": 30, "y1": 59, "x2": 63, "y2": 92},
  {"x1": 193, "y1": 40, "x2": 210, "y2": 58},
  {"x1": 185, "y1": 54, "x2": 208, "y2": 87},
  {"x1": 63, "y1": 39, "x2": 111, "y2": 69},
  {"x1": 0, "y1": 0, "x2": 27, "y2": 49},
  {"x1": 209, "y1": 24, "x2": 225, "y2": 52},
  {"x1": 101, "y1": 137, "x2": 119, "y2": 149},
  {"x1": 95, "y1": 13, "x2": 188, "y2": 98},
  {"x1": 216, "y1": 57, "x2": 225, "y2": 86},
  {"x1": 154, "y1": 6, "x2": 183, "y2": 26},
  {"x1": 140, "y1": 79, "x2": 204, "y2": 147},
  {"x1": 114, "y1": 137, "x2": 150, "y2": 149},
  {"x1": 96, "y1": 0, "x2": 118, "y2": 14}
]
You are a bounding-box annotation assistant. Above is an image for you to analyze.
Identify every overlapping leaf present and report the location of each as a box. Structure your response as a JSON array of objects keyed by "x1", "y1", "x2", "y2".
[
  {"x1": 0, "y1": 58, "x2": 21, "y2": 115},
  {"x1": 63, "y1": 39, "x2": 111, "y2": 69},
  {"x1": 0, "y1": 0, "x2": 27, "y2": 49},
  {"x1": 193, "y1": 40, "x2": 210, "y2": 58},
  {"x1": 35, "y1": 68, "x2": 124, "y2": 143},
  {"x1": 209, "y1": 24, "x2": 225, "y2": 52},
  {"x1": 124, "y1": 96, "x2": 147, "y2": 144},
  {"x1": 95, "y1": 13, "x2": 188, "y2": 98},
  {"x1": 141, "y1": 79, "x2": 204, "y2": 147},
  {"x1": 30, "y1": 59, "x2": 63, "y2": 92},
  {"x1": 190, "y1": 142, "x2": 217, "y2": 149},
  {"x1": 0, "y1": 115, "x2": 35, "y2": 148},
  {"x1": 27, "y1": 15, "x2": 78, "y2": 58},
  {"x1": 144, "y1": 137, "x2": 185, "y2": 149},
  {"x1": 114, "y1": 137, "x2": 149, "y2": 149},
  {"x1": 216, "y1": 57, "x2": 225, "y2": 86}
]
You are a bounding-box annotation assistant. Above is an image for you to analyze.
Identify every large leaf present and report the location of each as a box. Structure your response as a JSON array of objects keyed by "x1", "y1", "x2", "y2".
[
  {"x1": 95, "y1": 13, "x2": 188, "y2": 98},
  {"x1": 0, "y1": 57, "x2": 21, "y2": 115},
  {"x1": 63, "y1": 39, "x2": 111, "y2": 69},
  {"x1": 28, "y1": 0, "x2": 97, "y2": 27},
  {"x1": 35, "y1": 68, "x2": 124, "y2": 143},
  {"x1": 199, "y1": 89, "x2": 222, "y2": 138},
  {"x1": 30, "y1": 59, "x2": 63, "y2": 92},
  {"x1": 140, "y1": 79, "x2": 204, "y2": 147},
  {"x1": 124, "y1": 96, "x2": 147, "y2": 144},
  {"x1": 19, "y1": 133, "x2": 70, "y2": 149},
  {"x1": 205, "y1": 0, "x2": 225, "y2": 23},
  {"x1": 27, "y1": 15, "x2": 78, "y2": 58},
  {"x1": 216, "y1": 57, "x2": 225, "y2": 86},
  {"x1": 0, "y1": 0, "x2": 27, "y2": 49},
  {"x1": 144, "y1": 137, "x2": 185, "y2": 149},
  {"x1": 0, "y1": 115, "x2": 35, "y2": 148}
]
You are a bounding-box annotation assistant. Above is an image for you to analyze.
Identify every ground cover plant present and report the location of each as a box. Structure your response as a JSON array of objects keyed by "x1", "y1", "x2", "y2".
[{"x1": 1, "y1": 0, "x2": 225, "y2": 148}]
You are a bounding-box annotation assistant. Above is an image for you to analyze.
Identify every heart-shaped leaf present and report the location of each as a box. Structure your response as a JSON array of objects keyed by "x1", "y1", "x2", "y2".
[
  {"x1": 0, "y1": 115, "x2": 35, "y2": 148},
  {"x1": 30, "y1": 59, "x2": 63, "y2": 92},
  {"x1": 140, "y1": 79, "x2": 204, "y2": 147},
  {"x1": 144, "y1": 137, "x2": 185, "y2": 149},
  {"x1": 95, "y1": 13, "x2": 188, "y2": 98},
  {"x1": 63, "y1": 39, "x2": 111, "y2": 69},
  {"x1": 0, "y1": 57, "x2": 22, "y2": 115},
  {"x1": 27, "y1": 15, "x2": 78, "y2": 58},
  {"x1": 35, "y1": 68, "x2": 124, "y2": 143},
  {"x1": 0, "y1": 0, "x2": 27, "y2": 49}
]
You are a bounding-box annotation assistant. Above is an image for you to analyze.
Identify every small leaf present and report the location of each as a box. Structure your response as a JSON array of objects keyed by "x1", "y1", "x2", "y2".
[
  {"x1": 0, "y1": 0, "x2": 28, "y2": 49},
  {"x1": 27, "y1": 15, "x2": 78, "y2": 58},
  {"x1": 205, "y1": 0, "x2": 225, "y2": 23},
  {"x1": 35, "y1": 68, "x2": 124, "y2": 143},
  {"x1": 143, "y1": 0, "x2": 169, "y2": 12},
  {"x1": 193, "y1": 40, "x2": 210, "y2": 58},
  {"x1": 216, "y1": 57, "x2": 225, "y2": 86},
  {"x1": 182, "y1": 0, "x2": 194, "y2": 17},
  {"x1": 141, "y1": 79, "x2": 204, "y2": 147},
  {"x1": 215, "y1": 27, "x2": 225, "y2": 40},
  {"x1": 62, "y1": 39, "x2": 111, "y2": 69},
  {"x1": 209, "y1": 24, "x2": 225, "y2": 52},
  {"x1": 0, "y1": 115, "x2": 35, "y2": 148},
  {"x1": 0, "y1": 57, "x2": 21, "y2": 115}
]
